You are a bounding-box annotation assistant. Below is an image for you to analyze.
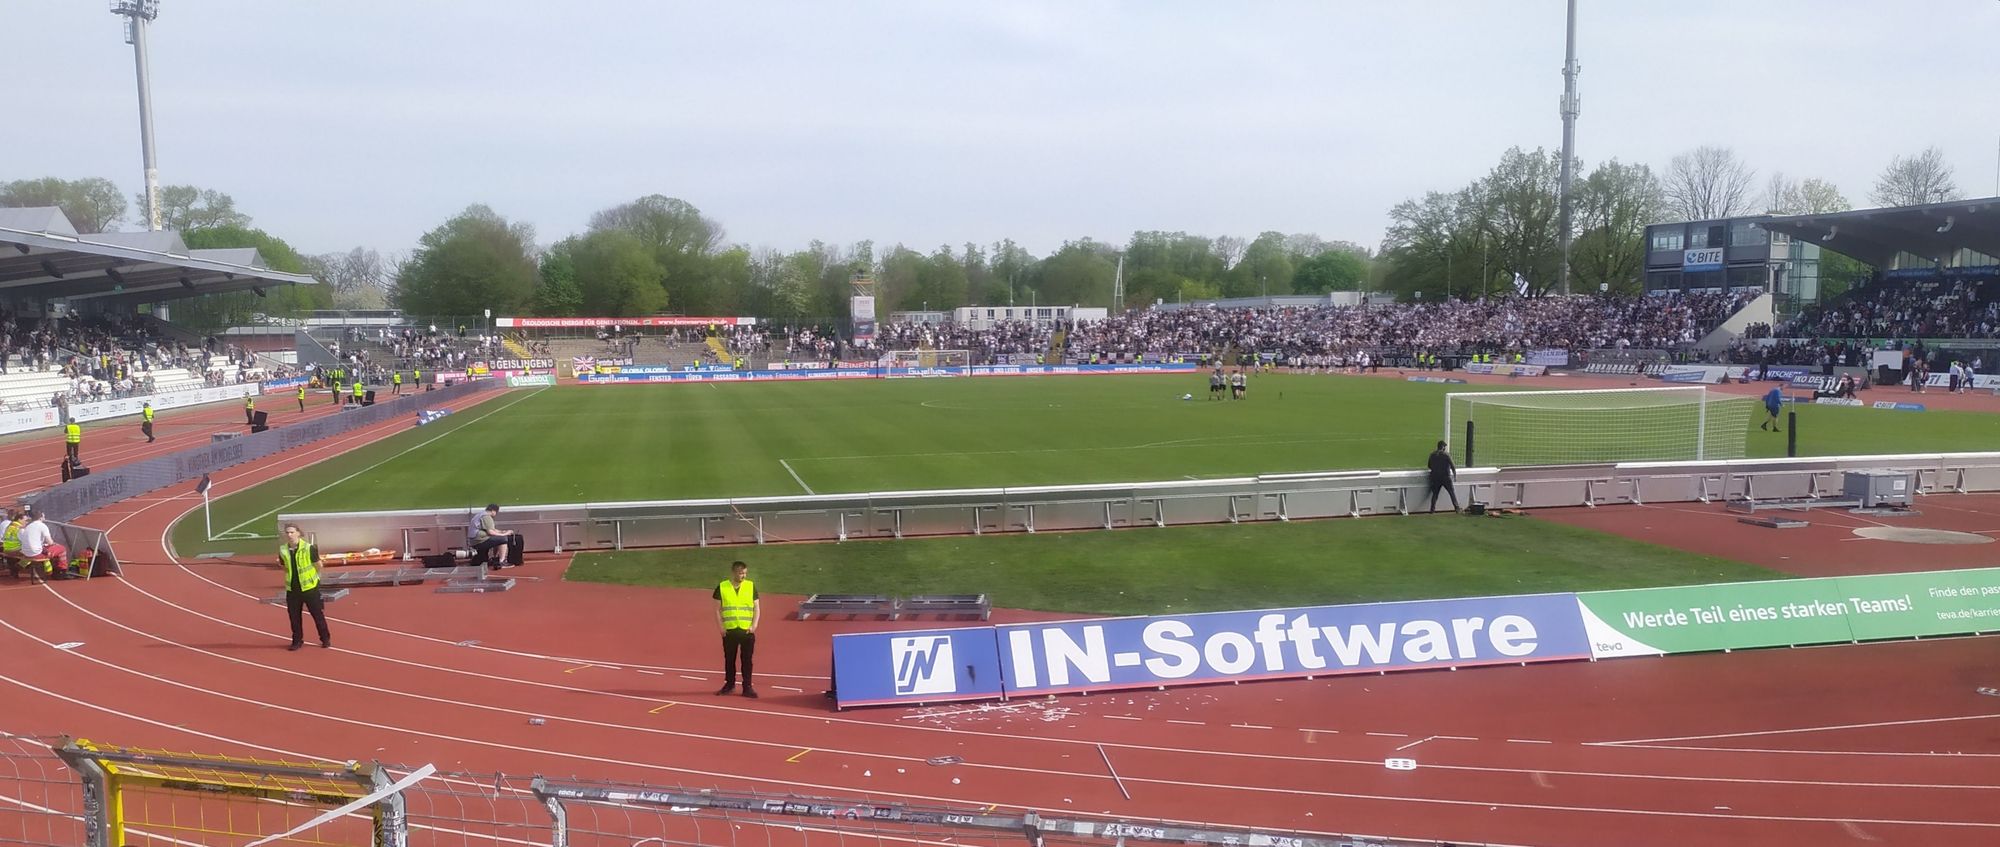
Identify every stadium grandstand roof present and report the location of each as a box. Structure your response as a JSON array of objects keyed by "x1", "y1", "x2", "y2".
[
  {"x1": 1758, "y1": 196, "x2": 2000, "y2": 269},
  {"x1": 0, "y1": 206, "x2": 317, "y2": 306}
]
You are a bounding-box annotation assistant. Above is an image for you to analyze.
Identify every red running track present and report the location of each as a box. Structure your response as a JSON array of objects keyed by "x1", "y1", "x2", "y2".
[{"x1": 1, "y1": 385, "x2": 1998, "y2": 846}]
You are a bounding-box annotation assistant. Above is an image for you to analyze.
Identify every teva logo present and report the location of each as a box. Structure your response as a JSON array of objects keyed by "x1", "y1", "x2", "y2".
[{"x1": 891, "y1": 636, "x2": 956, "y2": 696}]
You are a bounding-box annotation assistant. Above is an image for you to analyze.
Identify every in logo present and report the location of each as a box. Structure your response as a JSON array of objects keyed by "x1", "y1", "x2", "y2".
[{"x1": 891, "y1": 635, "x2": 956, "y2": 696}]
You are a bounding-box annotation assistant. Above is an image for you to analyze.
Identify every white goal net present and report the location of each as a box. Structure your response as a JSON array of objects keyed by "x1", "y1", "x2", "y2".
[
  {"x1": 884, "y1": 349, "x2": 971, "y2": 370},
  {"x1": 1444, "y1": 386, "x2": 1755, "y2": 467}
]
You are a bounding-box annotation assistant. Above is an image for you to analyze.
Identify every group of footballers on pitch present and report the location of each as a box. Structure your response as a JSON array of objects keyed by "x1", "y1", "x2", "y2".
[{"x1": 1207, "y1": 367, "x2": 1249, "y2": 400}]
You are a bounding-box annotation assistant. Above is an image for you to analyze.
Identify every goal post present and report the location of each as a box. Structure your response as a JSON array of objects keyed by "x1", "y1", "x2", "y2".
[
  {"x1": 55, "y1": 738, "x2": 409, "y2": 847},
  {"x1": 1444, "y1": 386, "x2": 1755, "y2": 467},
  {"x1": 884, "y1": 349, "x2": 971, "y2": 370}
]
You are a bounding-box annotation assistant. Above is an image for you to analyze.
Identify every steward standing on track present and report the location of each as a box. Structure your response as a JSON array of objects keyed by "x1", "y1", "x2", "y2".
[
  {"x1": 351, "y1": 379, "x2": 364, "y2": 406},
  {"x1": 63, "y1": 417, "x2": 81, "y2": 464},
  {"x1": 278, "y1": 523, "x2": 331, "y2": 651},
  {"x1": 141, "y1": 402, "x2": 155, "y2": 443},
  {"x1": 245, "y1": 395, "x2": 256, "y2": 425},
  {"x1": 392, "y1": 370, "x2": 403, "y2": 395},
  {"x1": 713, "y1": 560, "x2": 760, "y2": 699},
  {"x1": 297, "y1": 383, "x2": 307, "y2": 412}
]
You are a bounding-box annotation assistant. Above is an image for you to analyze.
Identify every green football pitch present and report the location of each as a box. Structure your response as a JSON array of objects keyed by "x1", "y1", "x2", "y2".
[{"x1": 170, "y1": 374, "x2": 1995, "y2": 609}]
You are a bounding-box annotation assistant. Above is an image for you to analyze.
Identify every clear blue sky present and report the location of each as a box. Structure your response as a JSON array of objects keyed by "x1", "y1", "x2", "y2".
[{"x1": 4, "y1": 0, "x2": 1997, "y2": 260}]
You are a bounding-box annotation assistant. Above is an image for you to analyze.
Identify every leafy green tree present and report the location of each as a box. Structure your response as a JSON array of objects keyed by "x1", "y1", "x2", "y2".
[
  {"x1": 0, "y1": 176, "x2": 126, "y2": 232},
  {"x1": 1569, "y1": 160, "x2": 1662, "y2": 294},
  {"x1": 588, "y1": 195, "x2": 724, "y2": 313},
  {"x1": 572, "y1": 230, "x2": 666, "y2": 316},
  {"x1": 1226, "y1": 231, "x2": 1295, "y2": 298},
  {"x1": 534, "y1": 238, "x2": 585, "y2": 316},
  {"x1": 1292, "y1": 250, "x2": 1367, "y2": 293},
  {"x1": 392, "y1": 204, "x2": 537, "y2": 318},
  {"x1": 1035, "y1": 240, "x2": 1117, "y2": 307},
  {"x1": 147, "y1": 185, "x2": 250, "y2": 232}
]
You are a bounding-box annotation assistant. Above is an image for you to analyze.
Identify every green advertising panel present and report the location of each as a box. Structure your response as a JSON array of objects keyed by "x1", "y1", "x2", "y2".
[
  {"x1": 1576, "y1": 567, "x2": 2000, "y2": 659},
  {"x1": 1838, "y1": 568, "x2": 2000, "y2": 641}
]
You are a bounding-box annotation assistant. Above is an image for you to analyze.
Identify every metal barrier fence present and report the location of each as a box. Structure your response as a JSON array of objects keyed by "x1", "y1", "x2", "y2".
[
  {"x1": 281, "y1": 452, "x2": 2000, "y2": 558},
  {"x1": 3, "y1": 738, "x2": 1440, "y2": 847},
  {"x1": 16, "y1": 378, "x2": 493, "y2": 530}
]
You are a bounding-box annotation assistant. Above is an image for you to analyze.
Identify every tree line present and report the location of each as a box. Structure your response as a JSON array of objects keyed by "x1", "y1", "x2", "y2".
[
  {"x1": 3, "y1": 142, "x2": 1966, "y2": 328},
  {"x1": 1373, "y1": 144, "x2": 1962, "y2": 302}
]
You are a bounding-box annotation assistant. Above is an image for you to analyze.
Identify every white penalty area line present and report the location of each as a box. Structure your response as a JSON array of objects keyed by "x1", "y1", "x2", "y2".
[
  {"x1": 213, "y1": 388, "x2": 545, "y2": 537},
  {"x1": 778, "y1": 459, "x2": 816, "y2": 494}
]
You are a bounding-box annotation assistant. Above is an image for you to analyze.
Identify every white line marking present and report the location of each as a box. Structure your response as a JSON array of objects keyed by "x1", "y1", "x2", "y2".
[
  {"x1": 637, "y1": 670, "x2": 663, "y2": 676},
  {"x1": 1103, "y1": 715, "x2": 1141, "y2": 721},
  {"x1": 214, "y1": 388, "x2": 546, "y2": 537},
  {"x1": 1097, "y1": 743, "x2": 1131, "y2": 801},
  {"x1": 1507, "y1": 739, "x2": 1553, "y2": 745},
  {"x1": 1231, "y1": 723, "x2": 1272, "y2": 730},
  {"x1": 779, "y1": 458, "x2": 816, "y2": 494},
  {"x1": 1395, "y1": 736, "x2": 1437, "y2": 751},
  {"x1": 1166, "y1": 720, "x2": 1204, "y2": 726},
  {"x1": 1366, "y1": 732, "x2": 1407, "y2": 738},
  {"x1": 1437, "y1": 735, "x2": 1478, "y2": 742},
  {"x1": 1597, "y1": 712, "x2": 2000, "y2": 746},
  {"x1": 773, "y1": 685, "x2": 803, "y2": 693},
  {"x1": 1839, "y1": 820, "x2": 1881, "y2": 841},
  {"x1": 679, "y1": 675, "x2": 708, "y2": 681},
  {"x1": 1301, "y1": 728, "x2": 1337, "y2": 735}
]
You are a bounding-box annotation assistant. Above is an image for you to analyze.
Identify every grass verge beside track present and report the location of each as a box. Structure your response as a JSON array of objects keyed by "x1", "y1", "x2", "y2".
[{"x1": 566, "y1": 512, "x2": 1779, "y2": 615}]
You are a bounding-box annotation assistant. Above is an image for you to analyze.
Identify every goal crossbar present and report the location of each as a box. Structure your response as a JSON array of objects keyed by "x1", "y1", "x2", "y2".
[{"x1": 1444, "y1": 386, "x2": 1751, "y2": 467}]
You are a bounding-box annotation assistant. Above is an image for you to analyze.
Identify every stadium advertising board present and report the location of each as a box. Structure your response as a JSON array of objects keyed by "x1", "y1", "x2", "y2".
[
  {"x1": 1788, "y1": 374, "x2": 1841, "y2": 393},
  {"x1": 0, "y1": 405, "x2": 61, "y2": 437},
  {"x1": 506, "y1": 374, "x2": 557, "y2": 387},
  {"x1": 497, "y1": 316, "x2": 754, "y2": 328},
  {"x1": 578, "y1": 364, "x2": 1198, "y2": 384},
  {"x1": 851, "y1": 296, "x2": 877, "y2": 342},
  {"x1": 994, "y1": 593, "x2": 1590, "y2": 697},
  {"x1": 1681, "y1": 247, "x2": 1724, "y2": 271},
  {"x1": 830, "y1": 627, "x2": 1006, "y2": 706},
  {"x1": 262, "y1": 375, "x2": 310, "y2": 393},
  {"x1": 1577, "y1": 568, "x2": 2000, "y2": 658},
  {"x1": 1527, "y1": 349, "x2": 1569, "y2": 367},
  {"x1": 1871, "y1": 401, "x2": 1926, "y2": 411},
  {"x1": 1461, "y1": 363, "x2": 1547, "y2": 377}
]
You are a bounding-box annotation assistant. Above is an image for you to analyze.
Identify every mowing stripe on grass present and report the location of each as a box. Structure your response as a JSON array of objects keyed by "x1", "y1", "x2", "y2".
[{"x1": 213, "y1": 388, "x2": 545, "y2": 537}]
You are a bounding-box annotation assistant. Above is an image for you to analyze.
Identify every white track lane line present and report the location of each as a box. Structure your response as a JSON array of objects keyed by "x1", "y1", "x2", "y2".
[{"x1": 24, "y1": 585, "x2": 2000, "y2": 797}]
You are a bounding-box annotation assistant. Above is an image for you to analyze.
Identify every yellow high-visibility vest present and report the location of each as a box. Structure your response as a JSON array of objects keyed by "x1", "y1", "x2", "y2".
[
  {"x1": 718, "y1": 579, "x2": 756, "y2": 630},
  {"x1": 143, "y1": 407, "x2": 154, "y2": 422},
  {"x1": 352, "y1": 382, "x2": 363, "y2": 397},
  {"x1": 280, "y1": 540, "x2": 319, "y2": 592},
  {"x1": 393, "y1": 372, "x2": 402, "y2": 384},
  {"x1": 297, "y1": 385, "x2": 306, "y2": 400},
  {"x1": 2, "y1": 523, "x2": 20, "y2": 553},
  {"x1": 65, "y1": 423, "x2": 80, "y2": 444}
]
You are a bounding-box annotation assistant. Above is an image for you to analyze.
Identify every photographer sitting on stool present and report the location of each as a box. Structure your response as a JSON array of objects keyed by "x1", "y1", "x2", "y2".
[{"x1": 469, "y1": 503, "x2": 524, "y2": 568}]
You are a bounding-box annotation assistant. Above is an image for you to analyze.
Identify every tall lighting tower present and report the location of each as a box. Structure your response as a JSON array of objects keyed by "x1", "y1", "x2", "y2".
[
  {"x1": 1555, "y1": 0, "x2": 1580, "y2": 296},
  {"x1": 111, "y1": 0, "x2": 163, "y2": 231}
]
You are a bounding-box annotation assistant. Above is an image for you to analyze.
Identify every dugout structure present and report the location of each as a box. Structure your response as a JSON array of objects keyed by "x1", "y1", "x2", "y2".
[{"x1": 1445, "y1": 386, "x2": 1754, "y2": 467}]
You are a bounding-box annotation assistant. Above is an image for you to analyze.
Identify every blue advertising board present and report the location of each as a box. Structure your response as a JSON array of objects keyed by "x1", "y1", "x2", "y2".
[
  {"x1": 994, "y1": 594, "x2": 1590, "y2": 696},
  {"x1": 830, "y1": 627, "x2": 1006, "y2": 707},
  {"x1": 581, "y1": 363, "x2": 1198, "y2": 385}
]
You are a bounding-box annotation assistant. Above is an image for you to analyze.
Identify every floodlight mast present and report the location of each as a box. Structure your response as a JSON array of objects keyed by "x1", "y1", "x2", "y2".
[
  {"x1": 111, "y1": 0, "x2": 163, "y2": 231},
  {"x1": 1555, "y1": 0, "x2": 1580, "y2": 297}
]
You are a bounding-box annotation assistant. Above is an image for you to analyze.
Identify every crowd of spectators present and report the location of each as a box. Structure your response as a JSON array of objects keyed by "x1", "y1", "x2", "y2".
[
  {"x1": 828, "y1": 291, "x2": 1759, "y2": 365},
  {"x1": 1774, "y1": 276, "x2": 2000, "y2": 341},
  {"x1": 0, "y1": 310, "x2": 269, "y2": 409}
]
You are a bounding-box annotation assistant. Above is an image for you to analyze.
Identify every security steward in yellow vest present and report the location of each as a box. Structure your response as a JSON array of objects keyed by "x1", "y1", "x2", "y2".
[
  {"x1": 278, "y1": 523, "x2": 331, "y2": 650},
  {"x1": 141, "y1": 403, "x2": 155, "y2": 443},
  {"x1": 64, "y1": 420, "x2": 81, "y2": 463},
  {"x1": 351, "y1": 380, "x2": 364, "y2": 406},
  {"x1": 392, "y1": 371, "x2": 403, "y2": 395},
  {"x1": 297, "y1": 383, "x2": 307, "y2": 412},
  {"x1": 245, "y1": 395, "x2": 256, "y2": 425},
  {"x1": 713, "y1": 560, "x2": 760, "y2": 698}
]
